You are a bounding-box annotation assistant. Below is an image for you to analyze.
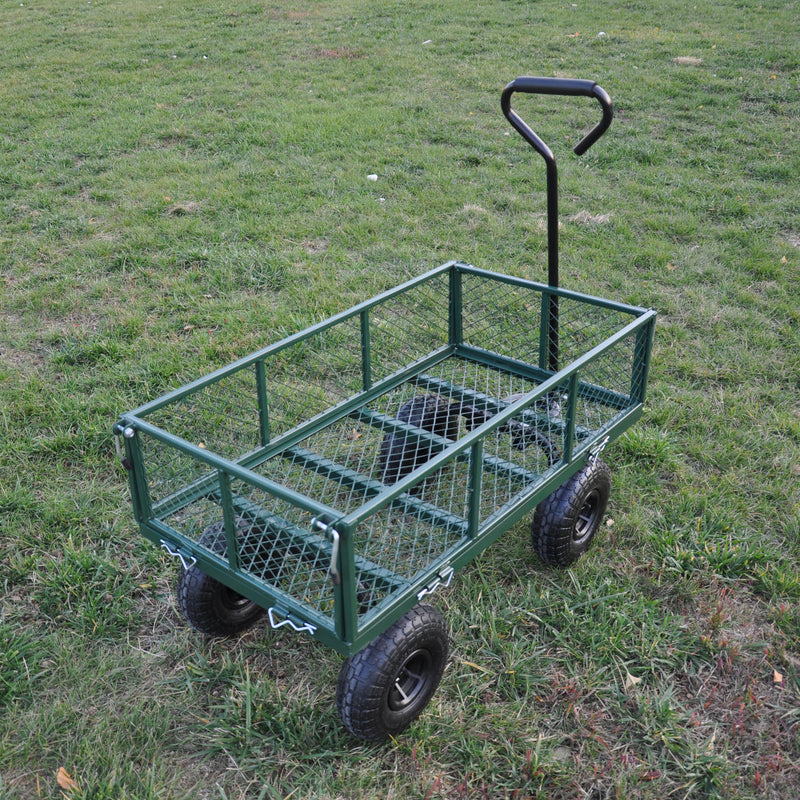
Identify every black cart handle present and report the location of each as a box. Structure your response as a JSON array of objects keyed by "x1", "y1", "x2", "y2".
[
  {"x1": 500, "y1": 77, "x2": 613, "y2": 156},
  {"x1": 500, "y1": 77, "x2": 614, "y2": 375},
  {"x1": 499, "y1": 76, "x2": 613, "y2": 292}
]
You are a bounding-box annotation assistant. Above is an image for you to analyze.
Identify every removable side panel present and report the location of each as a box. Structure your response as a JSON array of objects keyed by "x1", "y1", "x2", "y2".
[
  {"x1": 365, "y1": 272, "x2": 450, "y2": 385},
  {"x1": 142, "y1": 368, "x2": 262, "y2": 462},
  {"x1": 572, "y1": 328, "x2": 640, "y2": 439},
  {"x1": 137, "y1": 433, "x2": 223, "y2": 538},
  {"x1": 352, "y1": 452, "x2": 473, "y2": 616},
  {"x1": 221, "y1": 477, "x2": 337, "y2": 620},
  {"x1": 458, "y1": 272, "x2": 544, "y2": 366},
  {"x1": 551, "y1": 294, "x2": 641, "y2": 367},
  {"x1": 143, "y1": 438, "x2": 339, "y2": 623},
  {"x1": 263, "y1": 313, "x2": 366, "y2": 439},
  {"x1": 458, "y1": 271, "x2": 640, "y2": 369}
]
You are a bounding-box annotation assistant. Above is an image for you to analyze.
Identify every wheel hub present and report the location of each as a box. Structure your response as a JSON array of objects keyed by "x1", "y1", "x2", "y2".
[
  {"x1": 574, "y1": 489, "x2": 601, "y2": 544},
  {"x1": 388, "y1": 649, "x2": 433, "y2": 712},
  {"x1": 219, "y1": 586, "x2": 252, "y2": 612}
]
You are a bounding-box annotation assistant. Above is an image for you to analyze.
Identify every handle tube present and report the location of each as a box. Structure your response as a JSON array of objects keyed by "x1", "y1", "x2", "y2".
[{"x1": 501, "y1": 77, "x2": 613, "y2": 373}]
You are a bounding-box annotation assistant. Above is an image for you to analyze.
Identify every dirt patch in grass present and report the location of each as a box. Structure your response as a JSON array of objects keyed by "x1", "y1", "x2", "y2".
[
  {"x1": 569, "y1": 210, "x2": 612, "y2": 226},
  {"x1": 782, "y1": 230, "x2": 800, "y2": 249},
  {"x1": 309, "y1": 47, "x2": 364, "y2": 60}
]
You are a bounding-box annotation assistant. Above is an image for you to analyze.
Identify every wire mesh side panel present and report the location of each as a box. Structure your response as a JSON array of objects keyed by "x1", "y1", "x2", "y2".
[
  {"x1": 352, "y1": 451, "x2": 473, "y2": 616},
  {"x1": 366, "y1": 272, "x2": 450, "y2": 384},
  {"x1": 458, "y1": 271, "x2": 640, "y2": 372},
  {"x1": 136, "y1": 272, "x2": 452, "y2": 466},
  {"x1": 222, "y1": 477, "x2": 336, "y2": 620},
  {"x1": 133, "y1": 430, "x2": 338, "y2": 622},
  {"x1": 136, "y1": 433, "x2": 222, "y2": 535},
  {"x1": 459, "y1": 272, "x2": 545, "y2": 368},
  {"x1": 556, "y1": 295, "x2": 640, "y2": 368},
  {"x1": 458, "y1": 270, "x2": 643, "y2": 441},
  {"x1": 142, "y1": 368, "x2": 262, "y2": 462},
  {"x1": 572, "y1": 329, "x2": 640, "y2": 439},
  {"x1": 261, "y1": 314, "x2": 366, "y2": 439}
]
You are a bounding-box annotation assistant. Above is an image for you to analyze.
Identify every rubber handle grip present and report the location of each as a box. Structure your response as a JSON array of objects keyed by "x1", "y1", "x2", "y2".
[{"x1": 501, "y1": 77, "x2": 613, "y2": 155}]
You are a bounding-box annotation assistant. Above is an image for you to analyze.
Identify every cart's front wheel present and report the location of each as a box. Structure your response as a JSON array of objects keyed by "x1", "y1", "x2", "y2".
[
  {"x1": 177, "y1": 521, "x2": 267, "y2": 637},
  {"x1": 336, "y1": 604, "x2": 449, "y2": 742},
  {"x1": 532, "y1": 458, "x2": 611, "y2": 566}
]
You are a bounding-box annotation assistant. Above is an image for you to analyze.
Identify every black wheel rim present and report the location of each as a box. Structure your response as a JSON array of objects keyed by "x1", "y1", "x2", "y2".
[
  {"x1": 573, "y1": 489, "x2": 601, "y2": 545},
  {"x1": 388, "y1": 649, "x2": 433, "y2": 712},
  {"x1": 219, "y1": 585, "x2": 252, "y2": 613}
]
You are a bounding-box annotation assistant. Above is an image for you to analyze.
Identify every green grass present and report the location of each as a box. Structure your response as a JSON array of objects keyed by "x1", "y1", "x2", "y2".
[{"x1": 1, "y1": 0, "x2": 799, "y2": 797}]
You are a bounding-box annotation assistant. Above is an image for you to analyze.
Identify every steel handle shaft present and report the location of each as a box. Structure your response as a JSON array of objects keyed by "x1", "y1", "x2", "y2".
[{"x1": 500, "y1": 76, "x2": 614, "y2": 374}]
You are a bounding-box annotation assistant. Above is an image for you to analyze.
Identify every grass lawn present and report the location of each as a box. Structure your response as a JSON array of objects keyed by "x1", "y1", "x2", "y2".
[{"x1": 1, "y1": 0, "x2": 799, "y2": 797}]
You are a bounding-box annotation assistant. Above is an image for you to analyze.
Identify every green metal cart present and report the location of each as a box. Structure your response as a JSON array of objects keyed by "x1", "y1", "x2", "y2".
[{"x1": 115, "y1": 78, "x2": 656, "y2": 742}]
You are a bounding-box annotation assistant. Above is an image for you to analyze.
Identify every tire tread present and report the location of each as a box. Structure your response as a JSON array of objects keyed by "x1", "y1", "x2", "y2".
[
  {"x1": 336, "y1": 604, "x2": 448, "y2": 742},
  {"x1": 532, "y1": 459, "x2": 611, "y2": 567}
]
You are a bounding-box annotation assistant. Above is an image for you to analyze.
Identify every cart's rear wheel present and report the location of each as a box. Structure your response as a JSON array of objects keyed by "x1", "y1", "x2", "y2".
[
  {"x1": 336, "y1": 604, "x2": 449, "y2": 742},
  {"x1": 177, "y1": 520, "x2": 267, "y2": 637},
  {"x1": 532, "y1": 458, "x2": 611, "y2": 566}
]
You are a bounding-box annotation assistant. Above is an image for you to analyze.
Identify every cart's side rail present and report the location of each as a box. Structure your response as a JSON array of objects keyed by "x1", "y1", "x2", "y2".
[{"x1": 130, "y1": 265, "x2": 456, "y2": 463}]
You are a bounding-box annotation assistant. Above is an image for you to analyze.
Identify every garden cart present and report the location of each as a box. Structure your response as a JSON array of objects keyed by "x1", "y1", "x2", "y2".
[{"x1": 115, "y1": 77, "x2": 656, "y2": 742}]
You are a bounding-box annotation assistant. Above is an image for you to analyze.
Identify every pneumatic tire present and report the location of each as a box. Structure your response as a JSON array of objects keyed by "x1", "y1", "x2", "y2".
[
  {"x1": 532, "y1": 458, "x2": 611, "y2": 566},
  {"x1": 177, "y1": 520, "x2": 267, "y2": 637},
  {"x1": 336, "y1": 604, "x2": 449, "y2": 742}
]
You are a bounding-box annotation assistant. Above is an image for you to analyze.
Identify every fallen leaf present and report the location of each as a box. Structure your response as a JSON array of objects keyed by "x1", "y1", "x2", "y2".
[
  {"x1": 462, "y1": 660, "x2": 492, "y2": 673},
  {"x1": 624, "y1": 670, "x2": 642, "y2": 690},
  {"x1": 57, "y1": 768, "x2": 79, "y2": 794},
  {"x1": 773, "y1": 669, "x2": 784, "y2": 685}
]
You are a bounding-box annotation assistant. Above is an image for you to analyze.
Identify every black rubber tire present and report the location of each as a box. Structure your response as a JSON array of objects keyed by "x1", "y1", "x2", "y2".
[
  {"x1": 379, "y1": 395, "x2": 460, "y2": 484},
  {"x1": 531, "y1": 458, "x2": 611, "y2": 567},
  {"x1": 177, "y1": 520, "x2": 267, "y2": 637},
  {"x1": 336, "y1": 604, "x2": 449, "y2": 742}
]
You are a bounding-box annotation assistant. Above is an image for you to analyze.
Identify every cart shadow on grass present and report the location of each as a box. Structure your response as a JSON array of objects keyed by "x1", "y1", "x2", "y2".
[{"x1": 116, "y1": 77, "x2": 655, "y2": 743}]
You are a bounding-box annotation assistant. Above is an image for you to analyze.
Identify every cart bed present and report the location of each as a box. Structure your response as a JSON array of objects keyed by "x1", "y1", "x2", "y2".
[{"x1": 117, "y1": 261, "x2": 655, "y2": 654}]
